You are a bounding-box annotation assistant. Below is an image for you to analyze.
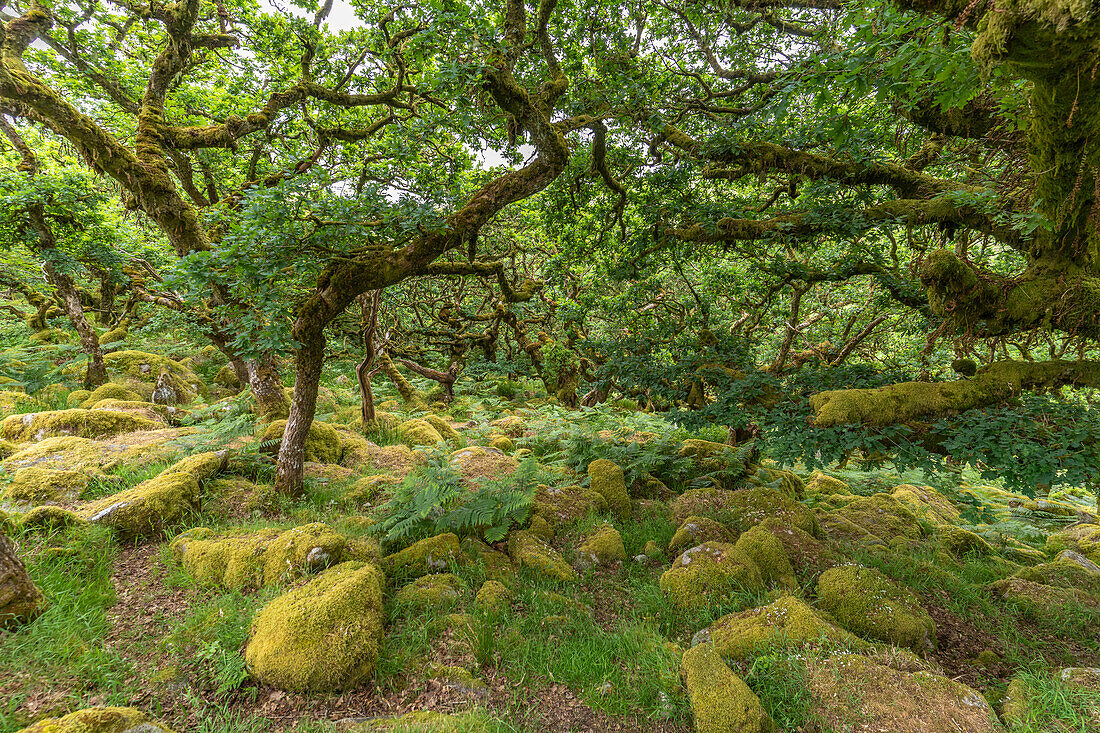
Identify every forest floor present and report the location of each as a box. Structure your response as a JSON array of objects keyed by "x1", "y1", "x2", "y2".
[{"x1": 1, "y1": 345, "x2": 1099, "y2": 733}]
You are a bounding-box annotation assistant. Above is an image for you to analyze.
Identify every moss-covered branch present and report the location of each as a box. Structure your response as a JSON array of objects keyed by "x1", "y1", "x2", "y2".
[{"x1": 810, "y1": 359, "x2": 1100, "y2": 426}]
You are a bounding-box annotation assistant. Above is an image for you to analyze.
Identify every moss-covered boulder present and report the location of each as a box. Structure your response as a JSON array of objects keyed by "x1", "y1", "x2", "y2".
[
  {"x1": 0, "y1": 409, "x2": 164, "y2": 442},
  {"x1": 822, "y1": 493, "x2": 925, "y2": 545},
  {"x1": 802, "y1": 653, "x2": 997, "y2": 732},
  {"x1": 213, "y1": 364, "x2": 242, "y2": 390},
  {"x1": 80, "y1": 471, "x2": 199, "y2": 540},
  {"x1": 532, "y1": 484, "x2": 607, "y2": 528},
  {"x1": 474, "y1": 579, "x2": 512, "y2": 613},
  {"x1": 489, "y1": 415, "x2": 525, "y2": 437},
  {"x1": 245, "y1": 561, "x2": 384, "y2": 693},
  {"x1": 1046, "y1": 523, "x2": 1100, "y2": 564},
  {"x1": 938, "y1": 525, "x2": 996, "y2": 558},
  {"x1": 669, "y1": 515, "x2": 735, "y2": 553},
  {"x1": 396, "y1": 419, "x2": 444, "y2": 447},
  {"x1": 660, "y1": 542, "x2": 764, "y2": 610},
  {"x1": 733, "y1": 525, "x2": 798, "y2": 589},
  {"x1": 3, "y1": 467, "x2": 93, "y2": 503},
  {"x1": 261, "y1": 419, "x2": 342, "y2": 463},
  {"x1": 171, "y1": 523, "x2": 349, "y2": 589},
  {"x1": 462, "y1": 537, "x2": 514, "y2": 582},
  {"x1": 423, "y1": 414, "x2": 462, "y2": 445},
  {"x1": 671, "y1": 486, "x2": 820, "y2": 537},
  {"x1": 699, "y1": 595, "x2": 863, "y2": 660},
  {"x1": 576, "y1": 523, "x2": 626, "y2": 567},
  {"x1": 587, "y1": 459, "x2": 630, "y2": 520},
  {"x1": 750, "y1": 465, "x2": 805, "y2": 500},
  {"x1": 20, "y1": 506, "x2": 87, "y2": 532},
  {"x1": 82, "y1": 382, "x2": 143, "y2": 406},
  {"x1": 15, "y1": 707, "x2": 176, "y2": 733},
  {"x1": 890, "y1": 484, "x2": 961, "y2": 526},
  {"x1": 680, "y1": 642, "x2": 778, "y2": 733},
  {"x1": 103, "y1": 350, "x2": 205, "y2": 403},
  {"x1": 381, "y1": 533, "x2": 462, "y2": 580},
  {"x1": 816, "y1": 565, "x2": 935, "y2": 652},
  {"x1": 0, "y1": 391, "x2": 36, "y2": 414},
  {"x1": 989, "y1": 577, "x2": 1100, "y2": 617},
  {"x1": 1012, "y1": 554, "x2": 1100, "y2": 596},
  {"x1": 3, "y1": 434, "x2": 180, "y2": 474},
  {"x1": 346, "y1": 710, "x2": 506, "y2": 732},
  {"x1": 393, "y1": 573, "x2": 465, "y2": 608},
  {"x1": 488, "y1": 435, "x2": 513, "y2": 452},
  {"x1": 753, "y1": 517, "x2": 836, "y2": 579},
  {"x1": 508, "y1": 530, "x2": 576, "y2": 582},
  {"x1": 450, "y1": 446, "x2": 518, "y2": 484},
  {"x1": 804, "y1": 471, "x2": 854, "y2": 497}
]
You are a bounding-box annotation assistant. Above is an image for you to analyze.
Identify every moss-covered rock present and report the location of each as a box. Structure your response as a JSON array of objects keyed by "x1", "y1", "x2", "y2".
[
  {"x1": 345, "y1": 473, "x2": 400, "y2": 503},
  {"x1": 938, "y1": 525, "x2": 995, "y2": 558},
  {"x1": 489, "y1": 415, "x2": 525, "y2": 437},
  {"x1": 660, "y1": 542, "x2": 764, "y2": 610},
  {"x1": 989, "y1": 577, "x2": 1100, "y2": 617},
  {"x1": 680, "y1": 642, "x2": 778, "y2": 733},
  {"x1": 245, "y1": 561, "x2": 384, "y2": 693},
  {"x1": 3, "y1": 467, "x2": 93, "y2": 503},
  {"x1": 733, "y1": 525, "x2": 798, "y2": 589},
  {"x1": 671, "y1": 486, "x2": 820, "y2": 537},
  {"x1": 397, "y1": 418, "x2": 444, "y2": 447},
  {"x1": 587, "y1": 459, "x2": 630, "y2": 520},
  {"x1": 3, "y1": 434, "x2": 180, "y2": 474},
  {"x1": 669, "y1": 515, "x2": 734, "y2": 553},
  {"x1": 423, "y1": 414, "x2": 462, "y2": 445},
  {"x1": 0, "y1": 409, "x2": 164, "y2": 442},
  {"x1": 890, "y1": 484, "x2": 961, "y2": 526},
  {"x1": 450, "y1": 446, "x2": 518, "y2": 484},
  {"x1": 381, "y1": 533, "x2": 462, "y2": 580},
  {"x1": 393, "y1": 573, "x2": 465, "y2": 608},
  {"x1": 0, "y1": 391, "x2": 35, "y2": 414},
  {"x1": 171, "y1": 523, "x2": 349, "y2": 589},
  {"x1": 20, "y1": 505, "x2": 87, "y2": 532},
  {"x1": 87, "y1": 399, "x2": 178, "y2": 424},
  {"x1": 461, "y1": 537, "x2": 514, "y2": 582},
  {"x1": 474, "y1": 579, "x2": 512, "y2": 613},
  {"x1": 82, "y1": 382, "x2": 143, "y2": 406},
  {"x1": 1046, "y1": 524, "x2": 1100, "y2": 565},
  {"x1": 488, "y1": 435, "x2": 513, "y2": 452},
  {"x1": 80, "y1": 472, "x2": 200, "y2": 540},
  {"x1": 15, "y1": 707, "x2": 176, "y2": 733},
  {"x1": 213, "y1": 364, "x2": 242, "y2": 390},
  {"x1": 170, "y1": 450, "x2": 229, "y2": 483},
  {"x1": 1013, "y1": 554, "x2": 1100, "y2": 596},
  {"x1": 347, "y1": 710, "x2": 506, "y2": 732},
  {"x1": 104, "y1": 350, "x2": 205, "y2": 403},
  {"x1": 750, "y1": 465, "x2": 805, "y2": 500},
  {"x1": 753, "y1": 517, "x2": 836, "y2": 579},
  {"x1": 508, "y1": 530, "x2": 576, "y2": 582},
  {"x1": 532, "y1": 484, "x2": 607, "y2": 529},
  {"x1": 816, "y1": 565, "x2": 935, "y2": 652},
  {"x1": 823, "y1": 493, "x2": 925, "y2": 545},
  {"x1": 699, "y1": 595, "x2": 863, "y2": 660},
  {"x1": 576, "y1": 523, "x2": 626, "y2": 567},
  {"x1": 804, "y1": 471, "x2": 854, "y2": 497},
  {"x1": 261, "y1": 419, "x2": 342, "y2": 463}
]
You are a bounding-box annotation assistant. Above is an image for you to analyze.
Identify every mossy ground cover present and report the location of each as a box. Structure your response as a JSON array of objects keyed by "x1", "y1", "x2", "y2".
[{"x1": 1, "y1": 347, "x2": 1099, "y2": 732}]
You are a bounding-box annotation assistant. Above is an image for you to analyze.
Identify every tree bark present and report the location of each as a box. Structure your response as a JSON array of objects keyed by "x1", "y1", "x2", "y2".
[
  {"x1": 273, "y1": 329, "x2": 326, "y2": 495},
  {"x1": 0, "y1": 532, "x2": 43, "y2": 629},
  {"x1": 246, "y1": 354, "x2": 289, "y2": 421}
]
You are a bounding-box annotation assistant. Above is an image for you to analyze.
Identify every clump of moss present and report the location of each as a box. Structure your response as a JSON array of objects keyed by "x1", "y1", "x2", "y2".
[
  {"x1": 587, "y1": 459, "x2": 630, "y2": 520},
  {"x1": 15, "y1": 706, "x2": 176, "y2": 733},
  {"x1": 508, "y1": 530, "x2": 576, "y2": 582},
  {"x1": 816, "y1": 565, "x2": 936, "y2": 652},
  {"x1": 381, "y1": 533, "x2": 462, "y2": 581},
  {"x1": 533, "y1": 484, "x2": 607, "y2": 529},
  {"x1": 576, "y1": 523, "x2": 626, "y2": 567},
  {"x1": 680, "y1": 642, "x2": 778, "y2": 733},
  {"x1": 3, "y1": 467, "x2": 93, "y2": 503},
  {"x1": 245, "y1": 561, "x2": 384, "y2": 693},
  {"x1": 700, "y1": 595, "x2": 864, "y2": 660},
  {"x1": 660, "y1": 541, "x2": 764, "y2": 610},
  {"x1": 82, "y1": 382, "x2": 143, "y2": 406},
  {"x1": 171, "y1": 522, "x2": 349, "y2": 589},
  {"x1": 397, "y1": 418, "x2": 444, "y2": 447},
  {"x1": 0, "y1": 409, "x2": 164, "y2": 442},
  {"x1": 393, "y1": 573, "x2": 465, "y2": 609},
  {"x1": 0, "y1": 391, "x2": 35, "y2": 414},
  {"x1": 670, "y1": 515, "x2": 734, "y2": 553},
  {"x1": 733, "y1": 525, "x2": 798, "y2": 589}
]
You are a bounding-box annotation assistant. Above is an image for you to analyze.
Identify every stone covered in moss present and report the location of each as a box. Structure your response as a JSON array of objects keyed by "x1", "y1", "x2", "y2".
[
  {"x1": 397, "y1": 418, "x2": 444, "y2": 447},
  {"x1": 103, "y1": 350, "x2": 205, "y2": 403},
  {"x1": 680, "y1": 642, "x2": 778, "y2": 733},
  {"x1": 989, "y1": 577, "x2": 1100, "y2": 617},
  {"x1": 3, "y1": 467, "x2": 93, "y2": 503},
  {"x1": 15, "y1": 707, "x2": 175, "y2": 733},
  {"x1": 1046, "y1": 523, "x2": 1100, "y2": 565},
  {"x1": 19, "y1": 506, "x2": 87, "y2": 532},
  {"x1": 733, "y1": 525, "x2": 798, "y2": 589},
  {"x1": 0, "y1": 391, "x2": 35, "y2": 414},
  {"x1": 449, "y1": 446, "x2": 518, "y2": 484},
  {"x1": 939, "y1": 525, "x2": 995, "y2": 558},
  {"x1": 0, "y1": 409, "x2": 164, "y2": 442},
  {"x1": 474, "y1": 579, "x2": 512, "y2": 613},
  {"x1": 508, "y1": 530, "x2": 576, "y2": 582},
  {"x1": 245, "y1": 561, "x2": 384, "y2": 692},
  {"x1": 3, "y1": 434, "x2": 180, "y2": 474},
  {"x1": 816, "y1": 565, "x2": 935, "y2": 652},
  {"x1": 347, "y1": 710, "x2": 505, "y2": 732},
  {"x1": 669, "y1": 515, "x2": 734, "y2": 553},
  {"x1": 750, "y1": 465, "x2": 805, "y2": 500},
  {"x1": 382, "y1": 532, "x2": 462, "y2": 580},
  {"x1": 890, "y1": 484, "x2": 961, "y2": 526},
  {"x1": 700, "y1": 595, "x2": 863, "y2": 660},
  {"x1": 171, "y1": 522, "x2": 349, "y2": 589},
  {"x1": 393, "y1": 572, "x2": 465, "y2": 608},
  {"x1": 576, "y1": 523, "x2": 626, "y2": 567},
  {"x1": 423, "y1": 414, "x2": 462, "y2": 445},
  {"x1": 823, "y1": 493, "x2": 925, "y2": 545},
  {"x1": 804, "y1": 471, "x2": 854, "y2": 497},
  {"x1": 489, "y1": 435, "x2": 513, "y2": 452},
  {"x1": 461, "y1": 536, "x2": 515, "y2": 582},
  {"x1": 533, "y1": 484, "x2": 607, "y2": 528},
  {"x1": 0, "y1": 438, "x2": 15, "y2": 459},
  {"x1": 1013, "y1": 554, "x2": 1100, "y2": 596},
  {"x1": 672, "y1": 486, "x2": 820, "y2": 537},
  {"x1": 261, "y1": 419, "x2": 342, "y2": 464},
  {"x1": 660, "y1": 542, "x2": 764, "y2": 610},
  {"x1": 80, "y1": 471, "x2": 199, "y2": 540},
  {"x1": 82, "y1": 382, "x2": 142, "y2": 406},
  {"x1": 489, "y1": 415, "x2": 525, "y2": 437},
  {"x1": 587, "y1": 459, "x2": 630, "y2": 520}
]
